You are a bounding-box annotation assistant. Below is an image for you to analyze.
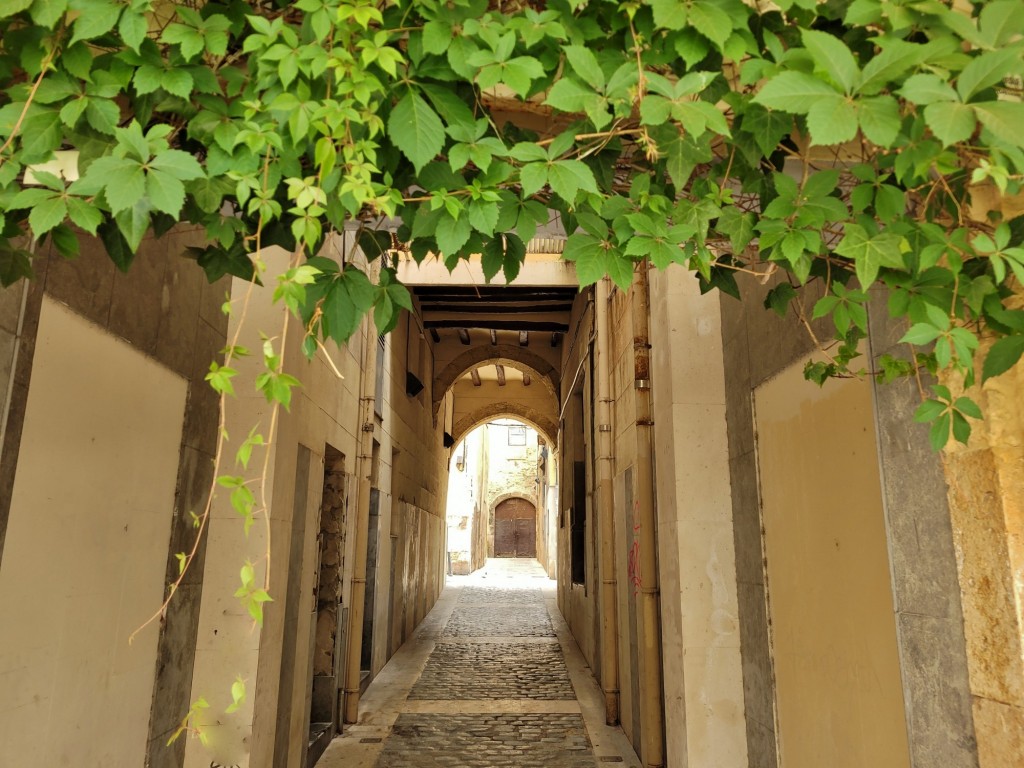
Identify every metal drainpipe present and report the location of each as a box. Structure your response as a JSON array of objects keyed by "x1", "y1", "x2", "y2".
[
  {"x1": 343, "y1": 308, "x2": 379, "y2": 724},
  {"x1": 632, "y1": 265, "x2": 665, "y2": 768},
  {"x1": 596, "y1": 277, "x2": 620, "y2": 726}
]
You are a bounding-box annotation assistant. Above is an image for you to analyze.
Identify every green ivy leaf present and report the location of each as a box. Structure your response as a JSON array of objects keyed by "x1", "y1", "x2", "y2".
[
  {"x1": 435, "y1": 213, "x2": 472, "y2": 256},
  {"x1": 422, "y1": 19, "x2": 452, "y2": 55},
  {"x1": 85, "y1": 99, "x2": 120, "y2": 135},
  {"x1": 28, "y1": 194, "x2": 67, "y2": 235},
  {"x1": 924, "y1": 101, "x2": 976, "y2": 146},
  {"x1": 105, "y1": 162, "x2": 146, "y2": 214},
  {"x1": 0, "y1": 0, "x2": 35, "y2": 15},
  {"x1": 806, "y1": 95, "x2": 857, "y2": 146},
  {"x1": 68, "y1": 0, "x2": 122, "y2": 45},
  {"x1": 956, "y1": 48, "x2": 1023, "y2": 102},
  {"x1": 564, "y1": 231, "x2": 608, "y2": 287},
  {"x1": 973, "y1": 101, "x2": 1024, "y2": 146},
  {"x1": 801, "y1": 29, "x2": 860, "y2": 94},
  {"x1": 982, "y1": 334, "x2": 1024, "y2": 381},
  {"x1": 688, "y1": 0, "x2": 733, "y2": 49},
  {"x1": 482, "y1": 233, "x2": 526, "y2": 283},
  {"x1": 29, "y1": 0, "x2": 68, "y2": 27},
  {"x1": 115, "y1": 199, "x2": 152, "y2": 252},
  {"x1": 66, "y1": 197, "x2": 103, "y2": 234},
  {"x1": 764, "y1": 283, "x2": 797, "y2": 317},
  {"x1": 0, "y1": 245, "x2": 34, "y2": 287},
  {"x1": 19, "y1": 109, "x2": 62, "y2": 163},
  {"x1": 835, "y1": 223, "x2": 905, "y2": 289},
  {"x1": 753, "y1": 71, "x2": 840, "y2": 114},
  {"x1": 899, "y1": 73, "x2": 958, "y2": 105},
  {"x1": 151, "y1": 149, "x2": 205, "y2": 180},
  {"x1": 858, "y1": 40, "x2": 929, "y2": 95},
  {"x1": 547, "y1": 159, "x2": 597, "y2": 203},
  {"x1": 388, "y1": 91, "x2": 445, "y2": 173},
  {"x1": 857, "y1": 95, "x2": 901, "y2": 147},
  {"x1": 146, "y1": 169, "x2": 186, "y2": 216},
  {"x1": 563, "y1": 45, "x2": 604, "y2": 90},
  {"x1": 119, "y1": 10, "x2": 148, "y2": 52}
]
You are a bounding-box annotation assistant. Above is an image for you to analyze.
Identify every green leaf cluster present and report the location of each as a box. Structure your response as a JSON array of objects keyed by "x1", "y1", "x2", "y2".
[{"x1": 2, "y1": 0, "x2": 1024, "y2": 447}]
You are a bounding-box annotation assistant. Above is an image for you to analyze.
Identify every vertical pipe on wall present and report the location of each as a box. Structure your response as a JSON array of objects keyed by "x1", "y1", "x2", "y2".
[
  {"x1": 632, "y1": 266, "x2": 665, "y2": 768},
  {"x1": 596, "y1": 276, "x2": 621, "y2": 726},
  {"x1": 342, "y1": 294, "x2": 380, "y2": 724}
]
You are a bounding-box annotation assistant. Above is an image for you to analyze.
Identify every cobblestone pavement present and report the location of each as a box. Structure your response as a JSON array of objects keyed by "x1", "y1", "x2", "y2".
[
  {"x1": 374, "y1": 713, "x2": 594, "y2": 768},
  {"x1": 457, "y1": 585, "x2": 544, "y2": 605},
  {"x1": 442, "y1": 604, "x2": 556, "y2": 637},
  {"x1": 320, "y1": 558, "x2": 643, "y2": 768},
  {"x1": 409, "y1": 641, "x2": 575, "y2": 700}
]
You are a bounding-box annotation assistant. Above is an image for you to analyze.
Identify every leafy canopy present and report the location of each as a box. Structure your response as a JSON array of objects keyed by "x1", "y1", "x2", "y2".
[{"x1": 2, "y1": 0, "x2": 1024, "y2": 447}]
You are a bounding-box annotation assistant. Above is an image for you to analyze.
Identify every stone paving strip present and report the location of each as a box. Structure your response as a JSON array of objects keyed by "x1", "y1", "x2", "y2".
[
  {"x1": 373, "y1": 713, "x2": 595, "y2": 768},
  {"x1": 319, "y1": 559, "x2": 638, "y2": 768},
  {"x1": 457, "y1": 585, "x2": 544, "y2": 605},
  {"x1": 409, "y1": 641, "x2": 576, "y2": 700},
  {"x1": 442, "y1": 604, "x2": 555, "y2": 637}
]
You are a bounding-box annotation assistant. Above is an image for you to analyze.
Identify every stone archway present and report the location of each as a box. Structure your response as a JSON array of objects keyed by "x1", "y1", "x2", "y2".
[
  {"x1": 451, "y1": 403, "x2": 558, "y2": 452},
  {"x1": 434, "y1": 344, "x2": 558, "y2": 414}
]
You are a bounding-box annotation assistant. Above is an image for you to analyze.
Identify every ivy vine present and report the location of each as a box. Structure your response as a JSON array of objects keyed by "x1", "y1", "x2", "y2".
[{"x1": 2, "y1": 0, "x2": 1024, "y2": 443}]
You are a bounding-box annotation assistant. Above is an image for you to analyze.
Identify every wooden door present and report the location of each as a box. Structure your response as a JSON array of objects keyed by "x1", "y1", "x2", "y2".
[
  {"x1": 494, "y1": 519, "x2": 516, "y2": 557},
  {"x1": 514, "y1": 517, "x2": 536, "y2": 558},
  {"x1": 494, "y1": 498, "x2": 537, "y2": 557}
]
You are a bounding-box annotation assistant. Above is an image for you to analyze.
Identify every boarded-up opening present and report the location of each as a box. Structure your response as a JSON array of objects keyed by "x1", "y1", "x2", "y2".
[
  {"x1": 308, "y1": 445, "x2": 347, "y2": 765},
  {"x1": 494, "y1": 497, "x2": 537, "y2": 558},
  {"x1": 0, "y1": 297, "x2": 187, "y2": 766},
  {"x1": 754, "y1": 361, "x2": 910, "y2": 768}
]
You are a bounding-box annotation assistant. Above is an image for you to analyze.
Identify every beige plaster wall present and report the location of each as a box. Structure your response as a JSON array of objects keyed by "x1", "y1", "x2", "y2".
[
  {"x1": 187, "y1": 241, "x2": 449, "y2": 768},
  {"x1": 186, "y1": 245, "x2": 365, "y2": 768},
  {"x1": 649, "y1": 267, "x2": 748, "y2": 768},
  {"x1": 0, "y1": 297, "x2": 187, "y2": 766},
  {"x1": 755, "y1": 359, "x2": 910, "y2": 768},
  {"x1": 557, "y1": 290, "x2": 598, "y2": 671},
  {"x1": 446, "y1": 427, "x2": 487, "y2": 574}
]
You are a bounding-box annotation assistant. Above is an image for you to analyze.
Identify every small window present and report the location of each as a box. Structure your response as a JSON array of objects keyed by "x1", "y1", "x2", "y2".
[
  {"x1": 373, "y1": 334, "x2": 385, "y2": 419},
  {"x1": 571, "y1": 460, "x2": 586, "y2": 585},
  {"x1": 508, "y1": 425, "x2": 527, "y2": 446}
]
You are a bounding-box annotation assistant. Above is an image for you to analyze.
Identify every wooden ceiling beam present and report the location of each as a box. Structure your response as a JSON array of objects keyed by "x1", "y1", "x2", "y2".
[
  {"x1": 551, "y1": 332, "x2": 562, "y2": 347},
  {"x1": 428, "y1": 328, "x2": 441, "y2": 343},
  {"x1": 457, "y1": 328, "x2": 471, "y2": 345},
  {"x1": 523, "y1": 373, "x2": 532, "y2": 386},
  {"x1": 495, "y1": 365, "x2": 506, "y2": 386},
  {"x1": 416, "y1": 302, "x2": 574, "y2": 314},
  {"x1": 424, "y1": 319, "x2": 569, "y2": 332},
  {"x1": 470, "y1": 368, "x2": 481, "y2": 386},
  {"x1": 519, "y1": 331, "x2": 529, "y2": 347}
]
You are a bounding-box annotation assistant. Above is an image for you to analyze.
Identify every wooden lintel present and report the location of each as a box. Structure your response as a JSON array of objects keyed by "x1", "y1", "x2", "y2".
[
  {"x1": 417, "y1": 302, "x2": 574, "y2": 314},
  {"x1": 495, "y1": 365, "x2": 506, "y2": 386},
  {"x1": 470, "y1": 368, "x2": 481, "y2": 386},
  {"x1": 457, "y1": 328, "x2": 471, "y2": 345},
  {"x1": 425, "y1": 319, "x2": 569, "y2": 332}
]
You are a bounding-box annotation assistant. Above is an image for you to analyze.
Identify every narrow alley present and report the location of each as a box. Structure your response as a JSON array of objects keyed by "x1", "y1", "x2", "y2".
[{"x1": 320, "y1": 558, "x2": 639, "y2": 768}]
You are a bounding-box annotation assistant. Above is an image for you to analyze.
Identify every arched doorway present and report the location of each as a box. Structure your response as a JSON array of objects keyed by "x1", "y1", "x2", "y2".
[{"x1": 494, "y1": 497, "x2": 537, "y2": 558}]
